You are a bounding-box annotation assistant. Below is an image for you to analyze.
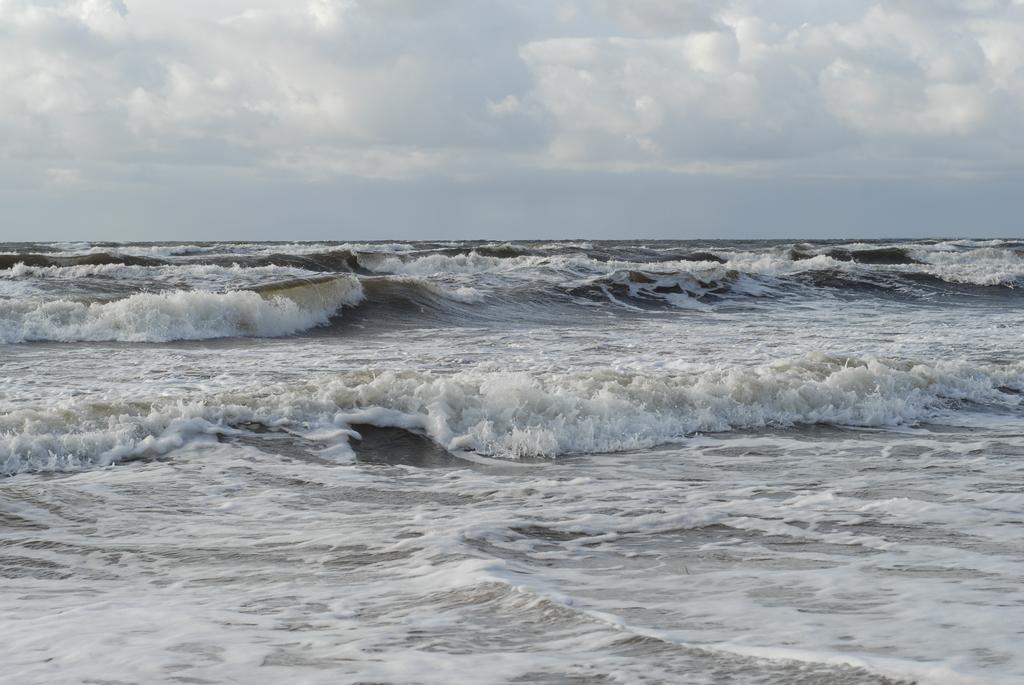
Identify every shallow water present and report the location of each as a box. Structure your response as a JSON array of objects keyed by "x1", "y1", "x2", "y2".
[{"x1": 2, "y1": 239, "x2": 1023, "y2": 683}]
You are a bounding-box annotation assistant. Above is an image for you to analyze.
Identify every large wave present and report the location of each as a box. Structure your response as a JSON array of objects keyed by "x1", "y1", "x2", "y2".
[
  {"x1": 4, "y1": 241, "x2": 1023, "y2": 309},
  {"x1": 0, "y1": 252, "x2": 167, "y2": 269},
  {"x1": 350, "y1": 246, "x2": 1024, "y2": 291},
  {"x1": 0, "y1": 275, "x2": 362, "y2": 343},
  {"x1": 1, "y1": 262, "x2": 316, "y2": 283},
  {"x1": 3, "y1": 353, "x2": 1021, "y2": 474}
]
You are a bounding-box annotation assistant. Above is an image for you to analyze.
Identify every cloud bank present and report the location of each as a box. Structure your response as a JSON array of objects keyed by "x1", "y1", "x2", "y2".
[{"x1": 2, "y1": 0, "x2": 1023, "y2": 238}]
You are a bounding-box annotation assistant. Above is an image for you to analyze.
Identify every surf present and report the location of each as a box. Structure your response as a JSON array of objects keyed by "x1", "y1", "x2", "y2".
[{"x1": 0, "y1": 275, "x2": 362, "y2": 343}]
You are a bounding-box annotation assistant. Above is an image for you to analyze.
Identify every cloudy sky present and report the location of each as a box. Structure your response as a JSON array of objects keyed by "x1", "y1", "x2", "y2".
[{"x1": 2, "y1": 0, "x2": 1023, "y2": 240}]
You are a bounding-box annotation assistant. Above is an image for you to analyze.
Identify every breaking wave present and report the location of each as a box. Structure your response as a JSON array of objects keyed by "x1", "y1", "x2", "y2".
[
  {"x1": 3, "y1": 353, "x2": 1022, "y2": 474},
  {"x1": 4, "y1": 240, "x2": 1023, "y2": 302},
  {"x1": 344, "y1": 246, "x2": 1024, "y2": 290},
  {"x1": 2, "y1": 239, "x2": 1022, "y2": 348},
  {"x1": 0, "y1": 275, "x2": 362, "y2": 343}
]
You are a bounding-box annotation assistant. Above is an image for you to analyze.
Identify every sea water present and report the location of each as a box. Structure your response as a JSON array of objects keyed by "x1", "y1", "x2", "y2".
[{"x1": 1, "y1": 239, "x2": 1022, "y2": 683}]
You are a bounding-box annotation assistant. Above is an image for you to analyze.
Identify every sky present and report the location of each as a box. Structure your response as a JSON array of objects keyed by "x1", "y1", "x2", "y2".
[{"x1": 2, "y1": 0, "x2": 1023, "y2": 240}]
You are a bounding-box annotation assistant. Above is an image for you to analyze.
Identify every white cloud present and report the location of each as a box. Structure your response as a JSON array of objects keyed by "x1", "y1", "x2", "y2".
[
  {"x1": 515, "y1": 1, "x2": 1024, "y2": 174},
  {"x1": 0, "y1": 0, "x2": 1023, "y2": 186}
]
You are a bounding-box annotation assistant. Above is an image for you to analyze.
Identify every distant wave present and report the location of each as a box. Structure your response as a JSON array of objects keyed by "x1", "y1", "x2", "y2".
[
  {"x1": 5, "y1": 241, "x2": 1023, "y2": 289},
  {"x1": 789, "y1": 246, "x2": 922, "y2": 265},
  {"x1": 2, "y1": 241, "x2": 1023, "y2": 337},
  {"x1": 1, "y1": 261, "x2": 319, "y2": 282},
  {"x1": 3, "y1": 353, "x2": 1022, "y2": 473},
  {"x1": 566, "y1": 269, "x2": 741, "y2": 310},
  {"x1": 0, "y1": 275, "x2": 362, "y2": 343},
  {"x1": 0, "y1": 252, "x2": 166, "y2": 269},
  {"x1": 349, "y1": 246, "x2": 1024, "y2": 290}
]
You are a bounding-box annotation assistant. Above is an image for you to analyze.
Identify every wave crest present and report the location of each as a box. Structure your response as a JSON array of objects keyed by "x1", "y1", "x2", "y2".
[
  {"x1": 0, "y1": 275, "x2": 362, "y2": 343},
  {"x1": 3, "y1": 353, "x2": 1021, "y2": 473},
  {"x1": 0, "y1": 252, "x2": 166, "y2": 270}
]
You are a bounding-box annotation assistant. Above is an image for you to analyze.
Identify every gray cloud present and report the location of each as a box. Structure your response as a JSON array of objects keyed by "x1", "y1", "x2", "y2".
[{"x1": 1, "y1": 0, "x2": 1022, "y2": 239}]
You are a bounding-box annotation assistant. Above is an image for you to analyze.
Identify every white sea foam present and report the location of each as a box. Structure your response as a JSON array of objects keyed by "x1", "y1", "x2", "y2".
[
  {"x1": 3, "y1": 261, "x2": 320, "y2": 285},
  {"x1": 909, "y1": 247, "x2": 1024, "y2": 286},
  {"x1": 360, "y1": 252, "x2": 542, "y2": 275},
  {"x1": 0, "y1": 275, "x2": 362, "y2": 344},
  {"x1": 42, "y1": 241, "x2": 420, "y2": 259},
  {"x1": 360, "y1": 247, "x2": 1024, "y2": 291},
  {"x1": 383, "y1": 275, "x2": 488, "y2": 303},
  {"x1": 2, "y1": 353, "x2": 1020, "y2": 474}
]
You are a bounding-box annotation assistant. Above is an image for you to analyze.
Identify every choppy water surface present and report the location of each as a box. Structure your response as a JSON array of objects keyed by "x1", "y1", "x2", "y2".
[{"x1": 2, "y1": 239, "x2": 1023, "y2": 684}]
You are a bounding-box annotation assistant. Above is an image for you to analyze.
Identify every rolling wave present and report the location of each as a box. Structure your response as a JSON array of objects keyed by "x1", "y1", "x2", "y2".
[
  {"x1": 0, "y1": 252, "x2": 166, "y2": 269},
  {"x1": 274, "y1": 244, "x2": 1024, "y2": 290},
  {"x1": 1, "y1": 261, "x2": 319, "y2": 283},
  {"x1": 3, "y1": 353, "x2": 1021, "y2": 474},
  {"x1": 4, "y1": 241, "x2": 1023, "y2": 290},
  {"x1": 0, "y1": 275, "x2": 362, "y2": 343},
  {"x1": 1, "y1": 240, "x2": 1022, "y2": 345}
]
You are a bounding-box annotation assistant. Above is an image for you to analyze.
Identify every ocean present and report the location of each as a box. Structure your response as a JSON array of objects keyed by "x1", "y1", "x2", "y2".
[{"x1": 1, "y1": 239, "x2": 1022, "y2": 684}]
